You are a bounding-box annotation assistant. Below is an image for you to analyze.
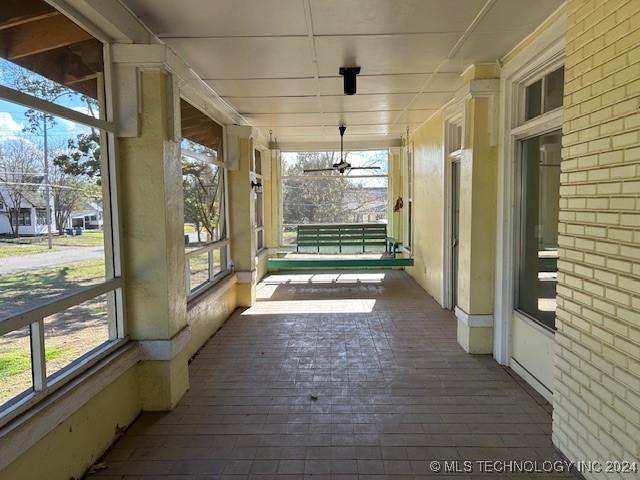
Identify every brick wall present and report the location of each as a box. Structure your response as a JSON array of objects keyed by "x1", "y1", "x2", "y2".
[{"x1": 554, "y1": 0, "x2": 640, "y2": 472}]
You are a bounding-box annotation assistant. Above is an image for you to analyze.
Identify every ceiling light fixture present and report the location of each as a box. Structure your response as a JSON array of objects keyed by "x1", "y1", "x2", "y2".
[{"x1": 339, "y1": 66, "x2": 361, "y2": 95}]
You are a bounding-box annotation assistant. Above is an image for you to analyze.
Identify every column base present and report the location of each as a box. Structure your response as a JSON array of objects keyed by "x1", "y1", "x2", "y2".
[
  {"x1": 455, "y1": 307, "x2": 493, "y2": 354},
  {"x1": 137, "y1": 354, "x2": 189, "y2": 410}
]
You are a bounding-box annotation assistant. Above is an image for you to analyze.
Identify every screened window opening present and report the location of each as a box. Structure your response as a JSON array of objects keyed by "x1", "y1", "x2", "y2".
[
  {"x1": 0, "y1": 0, "x2": 122, "y2": 419},
  {"x1": 280, "y1": 150, "x2": 389, "y2": 246},
  {"x1": 254, "y1": 149, "x2": 264, "y2": 253},
  {"x1": 180, "y1": 99, "x2": 229, "y2": 295}
]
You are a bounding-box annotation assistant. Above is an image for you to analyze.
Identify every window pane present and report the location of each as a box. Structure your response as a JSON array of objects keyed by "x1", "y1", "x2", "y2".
[
  {"x1": 525, "y1": 79, "x2": 542, "y2": 121},
  {"x1": 188, "y1": 251, "x2": 210, "y2": 292},
  {"x1": 282, "y1": 150, "x2": 388, "y2": 177},
  {"x1": 182, "y1": 157, "x2": 225, "y2": 248},
  {"x1": 0, "y1": 326, "x2": 32, "y2": 406},
  {"x1": 44, "y1": 294, "x2": 110, "y2": 379},
  {"x1": 517, "y1": 131, "x2": 561, "y2": 330},
  {"x1": 0, "y1": 105, "x2": 108, "y2": 321},
  {"x1": 282, "y1": 176, "x2": 388, "y2": 225},
  {"x1": 212, "y1": 247, "x2": 224, "y2": 276},
  {"x1": 254, "y1": 149, "x2": 262, "y2": 175},
  {"x1": 544, "y1": 67, "x2": 564, "y2": 112},
  {"x1": 256, "y1": 190, "x2": 263, "y2": 228},
  {"x1": 180, "y1": 100, "x2": 223, "y2": 160},
  {"x1": 0, "y1": 1, "x2": 105, "y2": 121},
  {"x1": 257, "y1": 229, "x2": 264, "y2": 251}
]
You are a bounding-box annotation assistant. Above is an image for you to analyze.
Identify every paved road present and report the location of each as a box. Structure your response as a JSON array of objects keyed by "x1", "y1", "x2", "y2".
[{"x1": 0, "y1": 246, "x2": 104, "y2": 275}]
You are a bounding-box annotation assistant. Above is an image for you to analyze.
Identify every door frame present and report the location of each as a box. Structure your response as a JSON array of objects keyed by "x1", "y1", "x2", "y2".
[
  {"x1": 494, "y1": 13, "x2": 566, "y2": 366},
  {"x1": 442, "y1": 111, "x2": 464, "y2": 310}
]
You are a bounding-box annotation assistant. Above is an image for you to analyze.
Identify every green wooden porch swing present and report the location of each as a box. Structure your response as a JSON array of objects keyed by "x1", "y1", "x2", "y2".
[{"x1": 267, "y1": 223, "x2": 414, "y2": 270}]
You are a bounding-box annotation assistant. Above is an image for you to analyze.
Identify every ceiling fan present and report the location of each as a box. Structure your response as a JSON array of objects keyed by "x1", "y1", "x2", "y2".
[{"x1": 303, "y1": 125, "x2": 381, "y2": 175}]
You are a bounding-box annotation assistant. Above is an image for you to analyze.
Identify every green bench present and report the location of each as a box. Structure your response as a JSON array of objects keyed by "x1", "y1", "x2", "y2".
[
  {"x1": 296, "y1": 223, "x2": 388, "y2": 253},
  {"x1": 387, "y1": 237, "x2": 402, "y2": 257}
]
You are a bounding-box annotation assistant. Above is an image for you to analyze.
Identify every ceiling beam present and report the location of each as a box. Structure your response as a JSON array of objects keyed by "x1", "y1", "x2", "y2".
[
  {"x1": 0, "y1": 0, "x2": 58, "y2": 32},
  {"x1": 1, "y1": 13, "x2": 92, "y2": 60}
]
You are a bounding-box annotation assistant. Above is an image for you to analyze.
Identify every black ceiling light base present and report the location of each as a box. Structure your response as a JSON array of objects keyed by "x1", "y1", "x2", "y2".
[{"x1": 339, "y1": 66, "x2": 361, "y2": 95}]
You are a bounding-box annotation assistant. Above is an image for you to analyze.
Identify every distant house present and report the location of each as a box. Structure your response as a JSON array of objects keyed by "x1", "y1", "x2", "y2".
[
  {"x1": 69, "y1": 200, "x2": 103, "y2": 230},
  {"x1": 0, "y1": 176, "x2": 57, "y2": 236}
]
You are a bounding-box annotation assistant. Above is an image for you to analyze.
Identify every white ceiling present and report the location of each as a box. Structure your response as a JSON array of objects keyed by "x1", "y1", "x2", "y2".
[{"x1": 122, "y1": 0, "x2": 563, "y2": 145}]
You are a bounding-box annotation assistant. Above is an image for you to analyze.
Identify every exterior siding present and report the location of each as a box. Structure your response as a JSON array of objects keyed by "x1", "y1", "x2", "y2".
[{"x1": 553, "y1": 0, "x2": 640, "y2": 472}]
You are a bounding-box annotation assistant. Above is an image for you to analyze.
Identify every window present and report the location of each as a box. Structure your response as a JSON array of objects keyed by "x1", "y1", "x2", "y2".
[
  {"x1": 0, "y1": 0, "x2": 122, "y2": 419},
  {"x1": 403, "y1": 145, "x2": 414, "y2": 250},
  {"x1": 516, "y1": 131, "x2": 562, "y2": 330},
  {"x1": 180, "y1": 100, "x2": 229, "y2": 296},
  {"x1": 524, "y1": 66, "x2": 564, "y2": 121},
  {"x1": 254, "y1": 149, "x2": 265, "y2": 253},
  {"x1": 12, "y1": 208, "x2": 32, "y2": 226},
  {"x1": 36, "y1": 208, "x2": 48, "y2": 225},
  {"x1": 280, "y1": 150, "x2": 389, "y2": 245}
]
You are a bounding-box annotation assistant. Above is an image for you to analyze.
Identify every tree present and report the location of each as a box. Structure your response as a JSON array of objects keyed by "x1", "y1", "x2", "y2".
[
  {"x1": 53, "y1": 130, "x2": 101, "y2": 181},
  {"x1": 0, "y1": 139, "x2": 42, "y2": 237},
  {"x1": 282, "y1": 151, "x2": 388, "y2": 226},
  {"x1": 182, "y1": 157, "x2": 224, "y2": 243}
]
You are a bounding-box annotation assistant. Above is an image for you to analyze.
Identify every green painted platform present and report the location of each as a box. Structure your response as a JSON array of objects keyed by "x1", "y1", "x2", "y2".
[{"x1": 267, "y1": 254, "x2": 414, "y2": 269}]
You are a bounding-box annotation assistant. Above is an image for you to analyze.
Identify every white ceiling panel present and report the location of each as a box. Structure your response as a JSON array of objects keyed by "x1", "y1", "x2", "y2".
[
  {"x1": 310, "y1": 0, "x2": 487, "y2": 35},
  {"x1": 320, "y1": 74, "x2": 416, "y2": 95},
  {"x1": 225, "y1": 96, "x2": 321, "y2": 114},
  {"x1": 411, "y1": 92, "x2": 456, "y2": 110},
  {"x1": 475, "y1": 0, "x2": 563, "y2": 33},
  {"x1": 206, "y1": 79, "x2": 317, "y2": 97},
  {"x1": 124, "y1": 0, "x2": 307, "y2": 36},
  {"x1": 121, "y1": 0, "x2": 564, "y2": 144},
  {"x1": 401, "y1": 110, "x2": 440, "y2": 124},
  {"x1": 271, "y1": 126, "x2": 326, "y2": 137},
  {"x1": 323, "y1": 111, "x2": 400, "y2": 125},
  {"x1": 314, "y1": 34, "x2": 460, "y2": 76},
  {"x1": 321, "y1": 94, "x2": 416, "y2": 113},
  {"x1": 166, "y1": 37, "x2": 313, "y2": 79},
  {"x1": 244, "y1": 113, "x2": 324, "y2": 127}
]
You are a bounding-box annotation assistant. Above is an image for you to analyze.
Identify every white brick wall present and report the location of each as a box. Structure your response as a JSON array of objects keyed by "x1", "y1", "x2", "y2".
[{"x1": 553, "y1": 0, "x2": 640, "y2": 475}]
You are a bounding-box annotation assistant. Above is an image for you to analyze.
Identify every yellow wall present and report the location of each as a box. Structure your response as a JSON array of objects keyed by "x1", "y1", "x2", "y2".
[
  {"x1": 553, "y1": 0, "x2": 640, "y2": 470},
  {"x1": 407, "y1": 112, "x2": 445, "y2": 302},
  {"x1": 0, "y1": 366, "x2": 140, "y2": 480}
]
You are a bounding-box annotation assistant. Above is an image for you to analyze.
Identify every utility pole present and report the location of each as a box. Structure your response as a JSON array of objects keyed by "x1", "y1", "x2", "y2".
[{"x1": 43, "y1": 113, "x2": 53, "y2": 249}]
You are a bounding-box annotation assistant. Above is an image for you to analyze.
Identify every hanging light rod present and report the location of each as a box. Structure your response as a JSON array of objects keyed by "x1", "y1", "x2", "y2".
[{"x1": 339, "y1": 66, "x2": 361, "y2": 95}]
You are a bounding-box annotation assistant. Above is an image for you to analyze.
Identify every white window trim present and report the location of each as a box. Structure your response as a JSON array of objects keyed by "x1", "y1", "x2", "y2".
[
  {"x1": 253, "y1": 147, "x2": 266, "y2": 254},
  {"x1": 402, "y1": 143, "x2": 414, "y2": 253},
  {"x1": 442, "y1": 107, "x2": 465, "y2": 311},
  {"x1": 0, "y1": 25, "x2": 125, "y2": 427},
  {"x1": 494, "y1": 13, "x2": 566, "y2": 366}
]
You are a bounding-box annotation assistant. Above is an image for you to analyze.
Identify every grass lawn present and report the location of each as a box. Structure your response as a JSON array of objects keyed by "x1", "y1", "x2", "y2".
[
  {"x1": 0, "y1": 244, "x2": 57, "y2": 258},
  {"x1": 0, "y1": 259, "x2": 105, "y2": 320},
  {"x1": 52, "y1": 230, "x2": 104, "y2": 247},
  {"x1": 0, "y1": 258, "x2": 109, "y2": 406}
]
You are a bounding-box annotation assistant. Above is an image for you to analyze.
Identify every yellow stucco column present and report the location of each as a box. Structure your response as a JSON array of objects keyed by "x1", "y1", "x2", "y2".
[
  {"x1": 228, "y1": 127, "x2": 257, "y2": 306},
  {"x1": 118, "y1": 70, "x2": 189, "y2": 409},
  {"x1": 455, "y1": 66, "x2": 499, "y2": 354}
]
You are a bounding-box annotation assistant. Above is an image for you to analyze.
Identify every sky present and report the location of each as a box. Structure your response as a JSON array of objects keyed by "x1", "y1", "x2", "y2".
[{"x1": 0, "y1": 58, "x2": 95, "y2": 146}]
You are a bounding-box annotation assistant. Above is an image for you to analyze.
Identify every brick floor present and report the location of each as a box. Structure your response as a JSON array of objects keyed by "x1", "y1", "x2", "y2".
[{"x1": 89, "y1": 271, "x2": 576, "y2": 479}]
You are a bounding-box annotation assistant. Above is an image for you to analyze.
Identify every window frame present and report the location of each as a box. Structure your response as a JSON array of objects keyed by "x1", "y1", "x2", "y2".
[
  {"x1": 279, "y1": 149, "x2": 391, "y2": 246},
  {"x1": 180, "y1": 119, "x2": 231, "y2": 300},
  {"x1": 253, "y1": 148, "x2": 265, "y2": 254},
  {"x1": 402, "y1": 143, "x2": 414, "y2": 253},
  {"x1": 0, "y1": 35, "x2": 125, "y2": 425}
]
